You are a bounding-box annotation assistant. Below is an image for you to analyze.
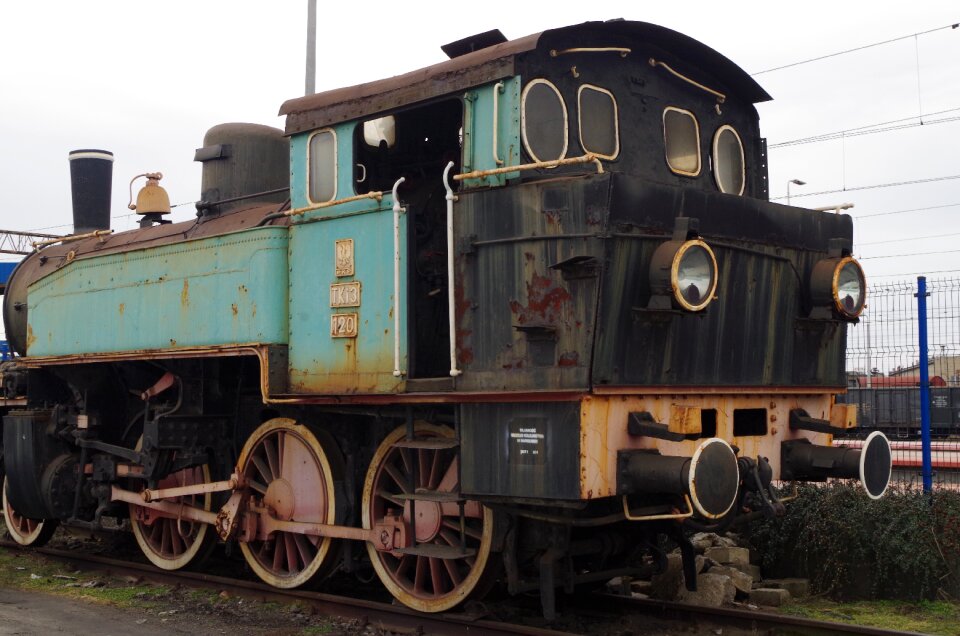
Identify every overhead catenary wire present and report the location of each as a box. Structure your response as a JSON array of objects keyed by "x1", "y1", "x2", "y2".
[
  {"x1": 772, "y1": 174, "x2": 960, "y2": 201},
  {"x1": 857, "y1": 231, "x2": 960, "y2": 246},
  {"x1": 768, "y1": 108, "x2": 960, "y2": 149},
  {"x1": 860, "y1": 248, "x2": 960, "y2": 260},
  {"x1": 751, "y1": 22, "x2": 959, "y2": 75},
  {"x1": 869, "y1": 269, "x2": 960, "y2": 278},
  {"x1": 854, "y1": 203, "x2": 960, "y2": 219}
]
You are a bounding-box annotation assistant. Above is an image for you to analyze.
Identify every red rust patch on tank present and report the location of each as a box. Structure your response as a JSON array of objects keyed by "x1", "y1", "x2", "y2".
[
  {"x1": 558, "y1": 351, "x2": 579, "y2": 367},
  {"x1": 454, "y1": 263, "x2": 473, "y2": 365},
  {"x1": 509, "y1": 273, "x2": 573, "y2": 327}
]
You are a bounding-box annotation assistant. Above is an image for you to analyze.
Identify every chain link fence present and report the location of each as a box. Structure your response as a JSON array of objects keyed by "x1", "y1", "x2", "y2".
[{"x1": 838, "y1": 276, "x2": 960, "y2": 489}]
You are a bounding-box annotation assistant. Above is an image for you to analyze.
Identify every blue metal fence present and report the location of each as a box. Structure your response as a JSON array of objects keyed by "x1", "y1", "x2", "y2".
[{"x1": 840, "y1": 276, "x2": 960, "y2": 490}]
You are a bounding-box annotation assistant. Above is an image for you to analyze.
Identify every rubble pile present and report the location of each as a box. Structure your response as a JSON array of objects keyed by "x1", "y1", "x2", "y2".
[{"x1": 608, "y1": 532, "x2": 809, "y2": 609}]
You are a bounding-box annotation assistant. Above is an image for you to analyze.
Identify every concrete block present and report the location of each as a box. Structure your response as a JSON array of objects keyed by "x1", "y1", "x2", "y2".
[
  {"x1": 708, "y1": 565, "x2": 754, "y2": 595},
  {"x1": 763, "y1": 578, "x2": 809, "y2": 598},
  {"x1": 689, "y1": 532, "x2": 719, "y2": 553},
  {"x1": 630, "y1": 579, "x2": 653, "y2": 595},
  {"x1": 750, "y1": 587, "x2": 791, "y2": 607},
  {"x1": 704, "y1": 546, "x2": 750, "y2": 568},
  {"x1": 748, "y1": 564, "x2": 763, "y2": 581},
  {"x1": 678, "y1": 573, "x2": 736, "y2": 607},
  {"x1": 650, "y1": 553, "x2": 684, "y2": 600}
]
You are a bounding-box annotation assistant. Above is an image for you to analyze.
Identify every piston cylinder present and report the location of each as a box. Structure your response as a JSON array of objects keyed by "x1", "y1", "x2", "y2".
[
  {"x1": 781, "y1": 430, "x2": 892, "y2": 499},
  {"x1": 617, "y1": 438, "x2": 739, "y2": 519}
]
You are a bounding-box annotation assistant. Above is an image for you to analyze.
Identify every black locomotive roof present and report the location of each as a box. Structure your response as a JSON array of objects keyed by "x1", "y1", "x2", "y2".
[{"x1": 279, "y1": 20, "x2": 771, "y2": 135}]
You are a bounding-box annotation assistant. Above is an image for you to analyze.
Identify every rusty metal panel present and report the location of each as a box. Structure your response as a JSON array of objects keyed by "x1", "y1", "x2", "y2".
[
  {"x1": 592, "y1": 173, "x2": 852, "y2": 389},
  {"x1": 5, "y1": 206, "x2": 286, "y2": 356},
  {"x1": 453, "y1": 175, "x2": 609, "y2": 392},
  {"x1": 460, "y1": 78, "x2": 521, "y2": 187},
  {"x1": 279, "y1": 20, "x2": 770, "y2": 135},
  {"x1": 286, "y1": 207, "x2": 406, "y2": 394},
  {"x1": 282, "y1": 56, "x2": 520, "y2": 134},
  {"x1": 460, "y1": 401, "x2": 580, "y2": 499},
  {"x1": 25, "y1": 227, "x2": 289, "y2": 356},
  {"x1": 579, "y1": 393, "x2": 835, "y2": 500}
]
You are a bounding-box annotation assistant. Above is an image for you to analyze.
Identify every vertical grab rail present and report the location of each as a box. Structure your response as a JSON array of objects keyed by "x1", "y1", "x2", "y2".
[
  {"x1": 392, "y1": 177, "x2": 406, "y2": 378},
  {"x1": 443, "y1": 162, "x2": 462, "y2": 377},
  {"x1": 492, "y1": 81, "x2": 504, "y2": 166}
]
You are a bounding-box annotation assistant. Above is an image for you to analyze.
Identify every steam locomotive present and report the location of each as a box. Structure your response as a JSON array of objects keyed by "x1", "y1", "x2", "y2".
[{"x1": 0, "y1": 20, "x2": 892, "y2": 617}]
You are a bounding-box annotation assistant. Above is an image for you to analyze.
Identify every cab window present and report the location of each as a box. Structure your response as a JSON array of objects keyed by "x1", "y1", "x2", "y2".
[
  {"x1": 663, "y1": 107, "x2": 700, "y2": 176},
  {"x1": 354, "y1": 100, "x2": 462, "y2": 193},
  {"x1": 577, "y1": 84, "x2": 619, "y2": 159},
  {"x1": 521, "y1": 79, "x2": 568, "y2": 162},
  {"x1": 308, "y1": 129, "x2": 337, "y2": 203},
  {"x1": 712, "y1": 125, "x2": 745, "y2": 195}
]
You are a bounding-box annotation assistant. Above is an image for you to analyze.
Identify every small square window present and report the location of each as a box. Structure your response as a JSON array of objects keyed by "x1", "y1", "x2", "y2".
[
  {"x1": 308, "y1": 130, "x2": 337, "y2": 203},
  {"x1": 663, "y1": 107, "x2": 701, "y2": 176}
]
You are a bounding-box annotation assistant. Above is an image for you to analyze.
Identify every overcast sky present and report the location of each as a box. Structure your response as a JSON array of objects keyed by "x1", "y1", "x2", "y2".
[{"x1": 1, "y1": 1, "x2": 958, "y2": 287}]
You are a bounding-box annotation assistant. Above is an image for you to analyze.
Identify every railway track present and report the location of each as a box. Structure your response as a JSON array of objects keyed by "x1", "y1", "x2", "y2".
[{"x1": 0, "y1": 540, "x2": 925, "y2": 636}]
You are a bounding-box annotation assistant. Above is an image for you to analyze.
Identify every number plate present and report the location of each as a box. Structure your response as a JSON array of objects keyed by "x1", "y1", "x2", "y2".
[
  {"x1": 330, "y1": 282, "x2": 361, "y2": 308},
  {"x1": 330, "y1": 313, "x2": 359, "y2": 338}
]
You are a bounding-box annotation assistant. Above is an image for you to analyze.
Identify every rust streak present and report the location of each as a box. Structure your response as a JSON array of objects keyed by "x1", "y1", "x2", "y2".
[{"x1": 180, "y1": 279, "x2": 190, "y2": 308}]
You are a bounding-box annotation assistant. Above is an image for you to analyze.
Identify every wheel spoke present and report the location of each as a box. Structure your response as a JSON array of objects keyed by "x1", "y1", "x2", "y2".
[
  {"x1": 429, "y1": 557, "x2": 446, "y2": 595},
  {"x1": 427, "y1": 449, "x2": 443, "y2": 490},
  {"x1": 435, "y1": 456, "x2": 459, "y2": 492},
  {"x1": 249, "y1": 479, "x2": 268, "y2": 495},
  {"x1": 294, "y1": 533, "x2": 314, "y2": 566},
  {"x1": 383, "y1": 460, "x2": 411, "y2": 494},
  {"x1": 284, "y1": 533, "x2": 299, "y2": 573},
  {"x1": 252, "y1": 455, "x2": 274, "y2": 483},
  {"x1": 418, "y1": 449, "x2": 430, "y2": 490},
  {"x1": 375, "y1": 489, "x2": 405, "y2": 508},
  {"x1": 169, "y1": 522, "x2": 184, "y2": 556},
  {"x1": 264, "y1": 437, "x2": 280, "y2": 482},
  {"x1": 442, "y1": 519, "x2": 483, "y2": 541},
  {"x1": 414, "y1": 555, "x2": 428, "y2": 595}
]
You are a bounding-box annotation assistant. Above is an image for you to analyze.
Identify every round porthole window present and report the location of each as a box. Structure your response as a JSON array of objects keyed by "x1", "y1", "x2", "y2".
[
  {"x1": 712, "y1": 125, "x2": 744, "y2": 195},
  {"x1": 521, "y1": 79, "x2": 568, "y2": 162}
]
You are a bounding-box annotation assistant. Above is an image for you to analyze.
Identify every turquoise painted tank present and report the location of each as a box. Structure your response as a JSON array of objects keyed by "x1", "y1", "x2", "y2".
[{"x1": 26, "y1": 226, "x2": 289, "y2": 357}]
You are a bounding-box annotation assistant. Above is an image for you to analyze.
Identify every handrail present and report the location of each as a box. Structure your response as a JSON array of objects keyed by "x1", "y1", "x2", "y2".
[
  {"x1": 392, "y1": 177, "x2": 406, "y2": 378},
  {"x1": 622, "y1": 494, "x2": 695, "y2": 522},
  {"x1": 492, "y1": 81, "x2": 504, "y2": 166},
  {"x1": 443, "y1": 162, "x2": 462, "y2": 378},
  {"x1": 453, "y1": 153, "x2": 604, "y2": 182},
  {"x1": 33, "y1": 229, "x2": 113, "y2": 249},
  {"x1": 550, "y1": 47, "x2": 630, "y2": 58},
  {"x1": 284, "y1": 191, "x2": 384, "y2": 217},
  {"x1": 649, "y1": 57, "x2": 726, "y2": 104}
]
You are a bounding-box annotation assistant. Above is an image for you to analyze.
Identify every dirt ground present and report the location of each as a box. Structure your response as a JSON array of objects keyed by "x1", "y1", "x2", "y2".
[{"x1": 0, "y1": 546, "x2": 382, "y2": 636}]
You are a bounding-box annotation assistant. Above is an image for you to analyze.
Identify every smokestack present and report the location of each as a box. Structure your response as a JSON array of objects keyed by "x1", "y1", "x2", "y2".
[{"x1": 68, "y1": 149, "x2": 114, "y2": 234}]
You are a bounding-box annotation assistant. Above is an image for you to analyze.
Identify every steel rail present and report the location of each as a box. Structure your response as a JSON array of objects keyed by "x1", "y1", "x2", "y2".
[
  {"x1": 0, "y1": 543, "x2": 571, "y2": 636},
  {"x1": 0, "y1": 541, "x2": 924, "y2": 636}
]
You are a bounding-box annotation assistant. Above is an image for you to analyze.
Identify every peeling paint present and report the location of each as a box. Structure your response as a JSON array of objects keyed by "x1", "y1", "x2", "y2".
[{"x1": 558, "y1": 351, "x2": 579, "y2": 367}]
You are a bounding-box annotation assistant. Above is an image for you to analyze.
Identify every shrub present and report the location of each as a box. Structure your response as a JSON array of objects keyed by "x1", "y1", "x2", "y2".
[{"x1": 745, "y1": 484, "x2": 960, "y2": 600}]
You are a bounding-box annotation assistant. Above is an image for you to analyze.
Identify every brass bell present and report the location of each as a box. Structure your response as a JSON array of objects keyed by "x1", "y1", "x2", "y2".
[{"x1": 128, "y1": 172, "x2": 171, "y2": 215}]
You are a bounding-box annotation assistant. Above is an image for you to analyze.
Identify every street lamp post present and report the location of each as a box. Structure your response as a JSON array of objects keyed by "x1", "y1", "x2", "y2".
[{"x1": 786, "y1": 179, "x2": 806, "y2": 205}]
